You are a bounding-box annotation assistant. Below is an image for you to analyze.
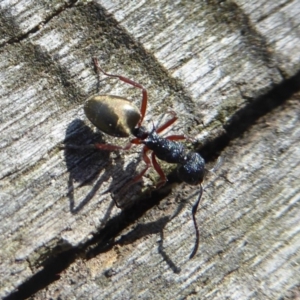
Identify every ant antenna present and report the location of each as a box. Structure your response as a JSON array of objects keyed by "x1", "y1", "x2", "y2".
[
  {"x1": 150, "y1": 120, "x2": 156, "y2": 132},
  {"x1": 189, "y1": 184, "x2": 203, "y2": 259}
]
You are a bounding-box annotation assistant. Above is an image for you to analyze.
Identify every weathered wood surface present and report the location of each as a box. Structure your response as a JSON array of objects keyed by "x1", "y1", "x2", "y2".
[{"x1": 0, "y1": 0, "x2": 299, "y2": 299}]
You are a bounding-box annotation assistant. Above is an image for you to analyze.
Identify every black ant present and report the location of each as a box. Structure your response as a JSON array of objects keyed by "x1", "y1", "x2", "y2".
[{"x1": 69, "y1": 57, "x2": 207, "y2": 258}]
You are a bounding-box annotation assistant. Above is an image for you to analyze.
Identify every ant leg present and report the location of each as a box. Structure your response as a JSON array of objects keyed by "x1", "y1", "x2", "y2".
[
  {"x1": 119, "y1": 146, "x2": 152, "y2": 193},
  {"x1": 94, "y1": 143, "x2": 126, "y2": 151},
  {"x1": 189, "y1": 184, "x2": 203, "y2": 259},
  {"x1": 59, "y1": 144, "x2": 99, "y2": 151},
  {"x1": 156, "y1": 112, "x2": 198, "y2": 142},
  {"x1": 130, "y1": 146, "x2": 152, "y2": 182},
  {"x1": 165, "y1": 134, "x2": 186, "y2": 141},
  {"x1": 155, "y1": 112, "x2": 188, "y2": 140},
  {"x1": 151, "y1": 153, "x2": 167, "y2": 188},
  {"x1": 130, "y1": 137, "x2": 143, "y2": 145},
  {"x1": 156, "y1": 111, "x2": 178, "y2": 134},
  {"x1": 93, "y1": 57, "x2": 148, "y2": 126},
  {"x1": 60, "y1": 142, "x2": 131, "y2": 152},
  {"x1": 110, "y1": 147, "x2": 151, "y2": 206}
]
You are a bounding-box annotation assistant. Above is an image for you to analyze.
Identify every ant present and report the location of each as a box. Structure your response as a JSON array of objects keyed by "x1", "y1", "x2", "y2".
[{"x1": 69, "y1": 57, "x2": 208, "y2": 258}]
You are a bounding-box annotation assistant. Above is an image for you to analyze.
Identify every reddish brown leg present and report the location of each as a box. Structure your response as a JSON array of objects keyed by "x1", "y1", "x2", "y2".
[
  {"x1": 165, "y1": 135, "x2": 186, "y2": 141},
  {"x1": 61, "y1": 141, "x2": 133, "y2": 152},
  {"x1": 129, "y1": 137, "x2": 143, "y2": 145},
  {"x1": 94, "y1": 143, "x2": 124, "y2": 151},
  {"x1": 151, "y1": 152, "x2": 167, "y2": 188},
  {"x1": 129, "y1": 146, "x2": 152, "y2": 183},
  {"x1": 156, "y1": 111, "x2": 178, "y2": 134},
  {"x1": 59, "y1": 144, "x2": 98, "y2": 151},
  {"x1": 95, "y1": 142, "x2": 133, "y2": 151},
  {"x1": 118, "y1": 146, "x2": 152, "y2": 195},
  {"x1": 93, "y1": 57, "x2": 148, "y2": 126}
]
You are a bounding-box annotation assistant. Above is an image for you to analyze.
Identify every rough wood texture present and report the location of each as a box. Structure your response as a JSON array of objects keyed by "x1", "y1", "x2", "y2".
[
  {"x1": 33, "y1": 97, "x2": 300, "y2": 300},
  {"x1": 0, "y1": 0, "x2": 299, "y2": 299}
]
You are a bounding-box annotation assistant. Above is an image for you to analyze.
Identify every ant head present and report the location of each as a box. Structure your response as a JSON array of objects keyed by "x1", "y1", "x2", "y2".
[{"x1": 132, "y1": 126, "x2": 148, "y2": 140}]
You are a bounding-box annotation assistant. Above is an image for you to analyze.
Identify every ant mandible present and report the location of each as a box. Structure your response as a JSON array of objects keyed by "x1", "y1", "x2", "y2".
[{"x1": 82, "y1": 57, "x2": 206, "y2": 258}]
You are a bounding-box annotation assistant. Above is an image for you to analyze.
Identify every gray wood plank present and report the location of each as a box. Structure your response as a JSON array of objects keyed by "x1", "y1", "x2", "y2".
[
  {"x1": 96, "y1": 0, "x2": 299, "y2": 135},
  {"x1": 32, "y1": 96, "x2": 300, "y2": 300},
  {"x1": 0, "y1": 0, "x2": 299, "y2": 298}
]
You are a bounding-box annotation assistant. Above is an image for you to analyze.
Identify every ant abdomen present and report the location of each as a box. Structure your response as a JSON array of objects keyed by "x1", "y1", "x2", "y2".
[{"x1": 84, "y1": 95, "x2": 141, "y2": 138}]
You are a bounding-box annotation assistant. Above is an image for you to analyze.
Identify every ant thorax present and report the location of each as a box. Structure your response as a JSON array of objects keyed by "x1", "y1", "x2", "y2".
[
  {"x1": 131, "y1": 126, "x2": 148, "y2": 140},
  {"x1": 142, "y1": 130, "x2": 186, "y2": 164}
]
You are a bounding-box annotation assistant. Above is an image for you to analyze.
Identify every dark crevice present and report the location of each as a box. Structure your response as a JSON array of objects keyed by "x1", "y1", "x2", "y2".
[
  {"x1": 5, "y1": 250, "x2": 77, "y2": 300},
  {"x1": 3, "y1": 2, "x2": 300, "y2": 299},
  {"x1": 6, "y1": 70, "x2": 300, "y2": 300},
  {"x1": 5, "y1": 187, "x2": 171, "y2": 300},
  {"x1": 200, "y1": 70, "x2": 300, "y2": 162}
]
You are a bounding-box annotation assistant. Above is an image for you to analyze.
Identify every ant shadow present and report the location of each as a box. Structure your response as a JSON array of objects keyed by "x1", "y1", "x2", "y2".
[
  {"x1": 117, "y1": 215, "x2": 182, "y2": 273},
  {"x1": 62, "y1": 119, "x2": 143, "y2": 215},
  {"x1": 86, "y1": 191, "x2": 189, "y2": 274},
  {"x1": 62, "y1": 121, "x2": 199, "y2": 274}
]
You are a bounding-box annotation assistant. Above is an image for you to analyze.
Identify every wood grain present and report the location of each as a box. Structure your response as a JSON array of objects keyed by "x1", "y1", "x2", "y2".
[{"x1": 0, "y1": 0, "x2": 299, "y2": 299}]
